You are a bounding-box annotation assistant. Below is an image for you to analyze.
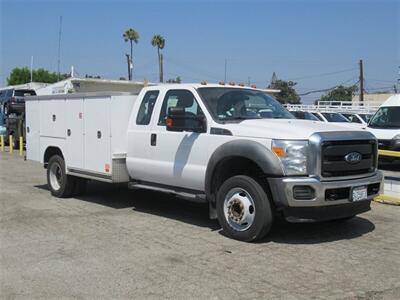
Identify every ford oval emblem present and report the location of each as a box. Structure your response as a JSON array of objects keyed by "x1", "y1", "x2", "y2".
[{"x1": 344, "y1": 152, "x2": 362, "y2": 164}]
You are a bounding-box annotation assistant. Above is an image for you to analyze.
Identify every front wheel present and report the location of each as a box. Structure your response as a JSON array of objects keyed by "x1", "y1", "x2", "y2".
[
  {"x1": 216, "y1": 175, "x2": 273, "y2": 242},
  {"x1": 47, "y1": 155, "x2": 76, "y2": 198}
]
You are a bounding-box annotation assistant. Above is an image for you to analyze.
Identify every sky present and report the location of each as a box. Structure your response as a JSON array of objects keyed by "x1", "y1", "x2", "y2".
[{"x1": 0, "y1": 0, "x2": 399, "y2": 103}]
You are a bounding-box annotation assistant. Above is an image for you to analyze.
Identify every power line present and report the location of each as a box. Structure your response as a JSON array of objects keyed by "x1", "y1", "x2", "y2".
[
  {"x1": 163, "y1": 55, "x2": 221, "y2": 81},
  {"x1": 286, "y1": 67, "x2": 358, "y2": 81},
  {"x1": 299, "y1": 77, "x2": 359, "y2": 96}
]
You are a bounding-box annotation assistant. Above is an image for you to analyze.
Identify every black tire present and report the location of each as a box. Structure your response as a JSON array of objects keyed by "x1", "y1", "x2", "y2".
[
  {"x1": 331, "y1": 215, "x2": 355, "y2": 222},
  {"x1": 47, "y1": 155, "x2": 76, "y2": 198},
  {"x1": 216, "y1": 175, "x2": 273, "y2": 242},
  {"x1": 73, "y1": 178, "x2": 88, "y2": 196}
]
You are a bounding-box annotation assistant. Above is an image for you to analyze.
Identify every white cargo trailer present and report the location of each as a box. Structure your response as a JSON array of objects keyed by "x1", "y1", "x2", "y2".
[{"x1": 26, "y1": 92, "x2": 136, "y2": 183}]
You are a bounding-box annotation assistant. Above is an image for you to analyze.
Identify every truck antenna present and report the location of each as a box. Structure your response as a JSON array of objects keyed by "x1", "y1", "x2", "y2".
[{"x1": 57, "y1": 16, "x2": 63, "y2": 81}]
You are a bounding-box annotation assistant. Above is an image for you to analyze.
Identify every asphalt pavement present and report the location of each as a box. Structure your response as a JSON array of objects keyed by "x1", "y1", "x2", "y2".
[{"x1": 1, "y1": 152, "x2": 400, "y2": 299}]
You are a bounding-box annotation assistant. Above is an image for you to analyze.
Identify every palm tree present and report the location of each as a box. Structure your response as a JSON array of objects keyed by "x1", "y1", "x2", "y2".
[
  {"x1": 151, "y1": 34, "x2": 165, "y2": 82},
  {"x1": 123, "y1": 28, "x2": 139, "y2": 80}
]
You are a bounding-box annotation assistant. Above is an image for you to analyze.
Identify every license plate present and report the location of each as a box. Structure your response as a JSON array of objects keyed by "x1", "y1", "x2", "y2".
[{"x1": 352, "y1": 186, "x2": 368, "y2": 202}]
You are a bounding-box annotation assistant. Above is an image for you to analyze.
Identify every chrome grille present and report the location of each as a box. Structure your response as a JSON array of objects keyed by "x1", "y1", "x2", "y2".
[{"x1": 321, "y1": 140, "x2": 376, "y2": 177}]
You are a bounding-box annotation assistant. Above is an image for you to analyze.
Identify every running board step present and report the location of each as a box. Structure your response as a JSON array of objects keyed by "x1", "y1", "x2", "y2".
[{"x1": 128, "y1": 182, "x2": 207, "y2": 204}]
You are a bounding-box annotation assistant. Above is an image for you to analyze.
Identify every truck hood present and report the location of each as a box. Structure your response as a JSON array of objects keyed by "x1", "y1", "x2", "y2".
[
  {"x1": 364, "y1": 126, "x2": 400, "y2": 140},
  {"x1": 223, "y1": 119, "x2": 364, "y2": 140}
]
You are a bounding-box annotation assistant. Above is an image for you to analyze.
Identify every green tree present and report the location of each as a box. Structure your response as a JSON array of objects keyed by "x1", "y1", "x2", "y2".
[
  {"x1": 268, "y1": 79, "x2": 301, "y2": 104},
  {"x1": 7, "y1": 67, "x2": 68, "y2": 85},
  {"x1": 151, "y1": 34, "x2": 166, "y2": 83},
  {"x1": 166, "y1": 76, "x2": 181, "y2": 83},
  {"x1": 123, "y1": 28, "x2": 139, "y2": 80},
  {"x1": 319, "y1": 85, "x2": 358, "y2": 103}
]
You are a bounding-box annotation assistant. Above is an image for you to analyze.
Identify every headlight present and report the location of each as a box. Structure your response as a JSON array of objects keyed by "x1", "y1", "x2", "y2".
[
  {"x1": 271, "y1": 140, "x2": 308, "y2": 175},
  {"x1": 393, "y1": 134, "x2": 400, "y2": 140}
]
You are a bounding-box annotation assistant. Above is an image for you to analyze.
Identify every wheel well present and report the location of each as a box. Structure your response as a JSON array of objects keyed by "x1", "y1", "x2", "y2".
[
  {"x1": 43, "y1": 147, "x2": 63, "y2": 168},
  {"x1": 211, "y1": 157, "x2": 266, "y2": 198}
]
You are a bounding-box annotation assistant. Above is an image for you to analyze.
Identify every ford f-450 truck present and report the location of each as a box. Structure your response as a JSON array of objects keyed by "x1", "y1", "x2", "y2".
[{"x1": 25, "y1": 84, "x2": 383, "y2": 241}]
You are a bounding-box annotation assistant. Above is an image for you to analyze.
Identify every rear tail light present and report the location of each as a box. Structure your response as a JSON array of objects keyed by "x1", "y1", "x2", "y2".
[{"x1": 10, "y1": 96, "x2": 16, "y2": 103}]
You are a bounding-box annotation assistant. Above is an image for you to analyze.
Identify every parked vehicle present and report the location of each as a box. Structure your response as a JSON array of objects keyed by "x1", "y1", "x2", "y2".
[
  {"x1": 312, "y1": 112, "x2": 349, "y2": 123},
  {"x1": 0, "y1": 88, "x2": 36, "y2": 115},
  {"x1": 341, "y1": 113, "x2": 373, "y2": 125},
  {"x1": 0, "y1": 88, "x2": 35, "y2": 147},
  {"x1": 366, "y1": 95, "x2": 400, "y2": 163},
  {"x1": 0, "y1": 109, "x2": 6, "y2": 136},
  {"x1": 25, "y1": 84, "x2": 383, "y2": 242},
  {"x1": 290, "y1": 111, "x2": 320, "y2": 121}
]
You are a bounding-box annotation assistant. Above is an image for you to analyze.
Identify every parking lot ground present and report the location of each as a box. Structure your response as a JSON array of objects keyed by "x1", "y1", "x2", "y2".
[{"x1": 1, "y1": 152, "x2": 400, "y2": 300}]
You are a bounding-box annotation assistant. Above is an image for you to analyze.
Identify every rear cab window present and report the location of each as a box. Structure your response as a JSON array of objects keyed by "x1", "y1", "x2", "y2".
[
  {"x1": 14, "y1": 89, "x2": 36, "y2": 97},
  {"x1": 136, "y1": 90, "x2": 160, "y2": 125}
]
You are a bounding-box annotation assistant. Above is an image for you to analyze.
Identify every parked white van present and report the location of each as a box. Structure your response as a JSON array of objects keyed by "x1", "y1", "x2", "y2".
[{"x1": 366, "y1": 95, "x2": 400, "y2": 160}]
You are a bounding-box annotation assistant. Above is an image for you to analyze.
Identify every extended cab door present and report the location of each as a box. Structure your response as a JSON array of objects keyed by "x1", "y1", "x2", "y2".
[
  {"x1": 147, "y1": 89, "x2": 210, "y2": 191},
  {"x1": 126, "y1": 89, "x2": 161, "y2": 180}
]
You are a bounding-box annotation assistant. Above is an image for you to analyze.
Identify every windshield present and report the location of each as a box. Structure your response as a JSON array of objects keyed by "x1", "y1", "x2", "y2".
[
  {"x1": 14, "y1": 90, "x2": 36, "y2": 97},
  {"x1": 321, "y1": 112, "x2": 349, "y2": 122},
  {"x1": 197, "y1": 87, "x2": 294, "y2": 122},
  {"x1": 369, "y1": 107, "x2": 400, "y2": 129},
  {"x1": 342, "y1": 113, "x2": 361, "y2": 123},
  {"x1": 359, "y1": 113, "x2": 372, "y2": 123},
  {"x1": 291, "y1": 111, "x2": 320, "y2": 121},
  {"x1": 312, "y1": 112, "x2": 325, "y2": 121}
]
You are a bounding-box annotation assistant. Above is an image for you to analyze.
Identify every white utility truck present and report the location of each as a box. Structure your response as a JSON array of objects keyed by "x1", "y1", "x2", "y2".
[
  {"x1": 26, "y1": 84, "x2": 383, "y2": 241},
  {"x1": 365, "y1": 95, "x2": 400, "y2": 163}
]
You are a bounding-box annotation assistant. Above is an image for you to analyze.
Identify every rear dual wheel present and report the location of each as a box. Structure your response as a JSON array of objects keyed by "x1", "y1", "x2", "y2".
[
  {"x1": 47, "y1": 155, "x2": 87, "y2": 197},
  {"x1": 216, "y1": 175, "x2": 273, "y2": 242}
]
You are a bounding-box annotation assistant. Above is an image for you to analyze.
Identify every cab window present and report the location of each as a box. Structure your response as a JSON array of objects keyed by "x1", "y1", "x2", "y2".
[
  {"x1": 136, "y1": 90, "x2": 159, "y2": 125},
  {"x1": 158, "y1": 90, "x2": 203, "y2": 125}
]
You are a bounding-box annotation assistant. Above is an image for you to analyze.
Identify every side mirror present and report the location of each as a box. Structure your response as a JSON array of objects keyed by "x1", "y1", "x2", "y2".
[{"x1": 166, "y1": 107, "x2": 206, "y2": 133}]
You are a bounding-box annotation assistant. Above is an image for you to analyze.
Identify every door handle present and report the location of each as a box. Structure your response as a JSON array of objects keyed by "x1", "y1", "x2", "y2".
[
  {"x1": 67, "y1": 129, "x2": 71, "y2": 136},
  {"x1": 151, "y1": 133, "x2": 157, "y2": 146},
  {"x1": 97, "y1": 131, "x2": 102, "y2": 139}
]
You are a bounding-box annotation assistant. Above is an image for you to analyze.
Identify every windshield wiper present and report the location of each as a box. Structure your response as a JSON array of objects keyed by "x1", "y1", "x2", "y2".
[{"x1": 226, "y1": 116, "x2": 261, "y2": 120}]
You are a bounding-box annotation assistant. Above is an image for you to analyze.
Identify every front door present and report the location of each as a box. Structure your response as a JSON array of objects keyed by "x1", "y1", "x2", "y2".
[{"x1": 149, "y1": 89, "x2": 209, "y2": 191}]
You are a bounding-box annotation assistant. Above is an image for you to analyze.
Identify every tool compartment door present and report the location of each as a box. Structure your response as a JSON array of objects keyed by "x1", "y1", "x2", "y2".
[
  {"x1": 39, "y1": 99, "x2": 66, "y2": 138},
  {"x1": 25, "y1": 100, "x2": 40, "y2": 161},
  {"x1": 65, "y1": 98, "x2": 84, "y2": 169},
  {"x1": 84, "y1": 97, "x2": 111, "y2": 175}
]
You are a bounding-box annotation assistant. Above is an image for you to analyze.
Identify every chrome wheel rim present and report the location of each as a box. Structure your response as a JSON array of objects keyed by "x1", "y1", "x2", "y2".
[
  {"x1": 223, "y1": 188, "x2": 255, "y2": 231},
  {"x1": 49, "y1": 162, "x2": 62, "y2": 191}
]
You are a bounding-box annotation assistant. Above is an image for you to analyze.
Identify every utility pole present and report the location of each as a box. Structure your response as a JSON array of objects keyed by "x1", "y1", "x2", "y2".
[
  {"x1": 160, "y1": 54, "x2": 164, "y2": 83},
  {"x1": 30, "y1": 56, "x2": 33, "y2": 83},
  {"x1": 224, "y1": 59, "x2": 227, "y2": 82},
  {"x1": 359, "y1": 59, "x2": 364, "y2": 103},
  {"x1": 126, "y1": 54, "x2": 131, "y2": 80},
  {"x1": 57, "y1": 16, "x2": 63, "y2": 81}
]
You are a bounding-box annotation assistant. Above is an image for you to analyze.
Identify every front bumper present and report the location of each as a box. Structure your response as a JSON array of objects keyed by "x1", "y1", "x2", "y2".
[{"x1": 268, "y1": 171, "x2": 383, "y2": 221}]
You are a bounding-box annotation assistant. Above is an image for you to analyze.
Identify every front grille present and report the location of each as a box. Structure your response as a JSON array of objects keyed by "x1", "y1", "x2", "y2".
[{"x1": 321, "y1": 140, "x2": 376, "y2": 177}]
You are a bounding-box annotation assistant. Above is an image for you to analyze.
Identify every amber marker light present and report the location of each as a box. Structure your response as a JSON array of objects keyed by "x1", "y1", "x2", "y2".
[{"x1": 272, "y1": 147, "x2": 285, "y2": 158}]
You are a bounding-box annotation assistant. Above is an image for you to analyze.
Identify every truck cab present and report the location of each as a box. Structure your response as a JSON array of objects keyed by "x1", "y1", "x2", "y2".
[{"x1": 26, "y1": 84, "x2": 383, "y2": 242}]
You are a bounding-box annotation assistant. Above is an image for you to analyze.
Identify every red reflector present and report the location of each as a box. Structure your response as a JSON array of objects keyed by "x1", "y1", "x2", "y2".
[
  {"x1": 166, "y1": 118, "x2": 173, "y2": 128},
  {"x1": 10, "y1": 97, "x2": 16, "y2": 103}
]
